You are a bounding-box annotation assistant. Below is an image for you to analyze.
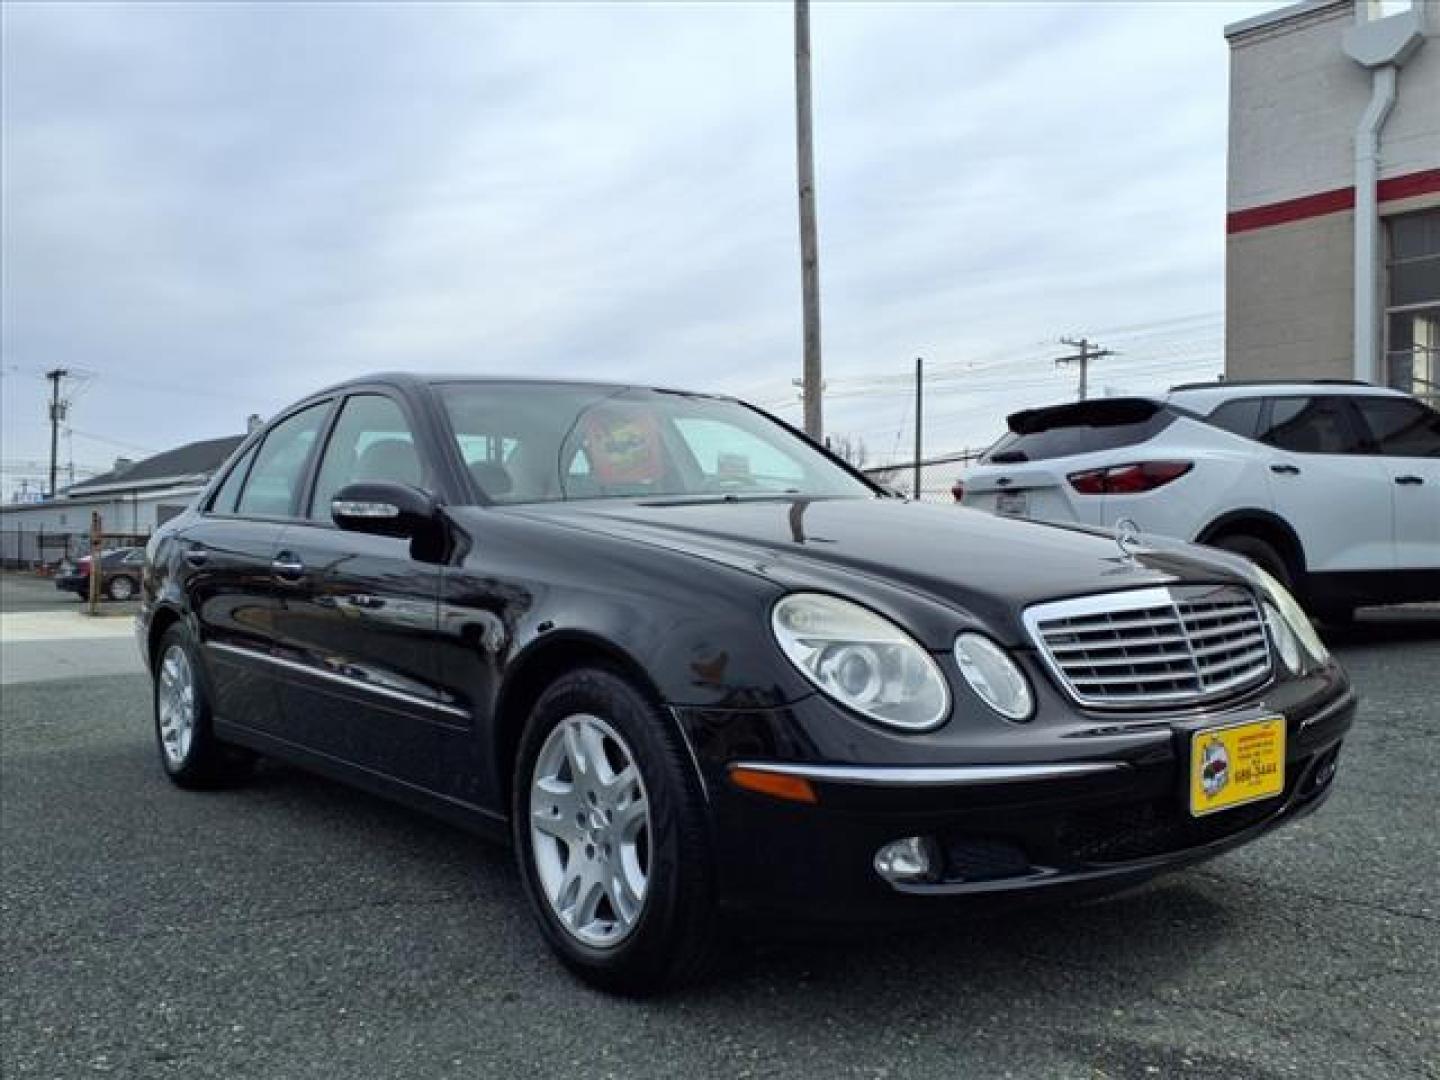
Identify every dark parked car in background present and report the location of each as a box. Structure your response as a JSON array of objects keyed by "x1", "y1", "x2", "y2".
[
  {"x1": 55, "y1": 546, "x2": 145, "y2": 601},
  {"x1": 138, "y1": 375, "x2": 1355, "y2": 992}
]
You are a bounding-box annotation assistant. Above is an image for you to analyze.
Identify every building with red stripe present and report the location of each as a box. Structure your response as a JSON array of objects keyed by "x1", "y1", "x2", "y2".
[{"x1": 1225, "y1": 0, "x2": 1438, "y2": 404}]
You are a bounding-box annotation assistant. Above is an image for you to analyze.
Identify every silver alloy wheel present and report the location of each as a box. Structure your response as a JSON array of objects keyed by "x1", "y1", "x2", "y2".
[
  {"x1": 529, "y1": 713, "x2": 651, "y2": 949},
  {"x1": 157, "y1": 644, "x2": 197, "y2": 768},
  {"x1": 109, "y1": 576, "x2": 134, "y2": 601}
]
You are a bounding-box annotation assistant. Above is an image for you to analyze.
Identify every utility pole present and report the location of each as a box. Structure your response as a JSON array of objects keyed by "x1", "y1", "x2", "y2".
[
  {"x1": 794, "y1": 0, "x2": 823, "y2": 440},
  {"x1": 913, "y1": 357, "x2": 923, "y2": 501},
  {"x1": 44, "y1": 368, "x2": 69, "y2": 499},
  {"x1": 1054, "y1": 338, "x2": 1114, "y2": 402}
]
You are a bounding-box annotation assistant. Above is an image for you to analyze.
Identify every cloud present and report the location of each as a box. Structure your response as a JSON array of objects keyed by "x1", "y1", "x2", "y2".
[{"x1": 1, "y1": 0, "x2": 1272, "y2": 488}]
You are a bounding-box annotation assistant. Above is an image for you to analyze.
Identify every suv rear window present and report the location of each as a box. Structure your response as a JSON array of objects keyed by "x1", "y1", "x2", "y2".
[
  {"x1": 1257, "y1": 396, "x2": 1365, "y2": 455},
  {"x1": 984, "y1": 398, "x2": 1175, "y2": 464}
]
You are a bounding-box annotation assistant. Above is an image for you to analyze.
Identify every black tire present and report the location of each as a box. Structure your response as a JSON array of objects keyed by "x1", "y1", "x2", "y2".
[
  {"x1": 152, "y1": 623, "x2": 254, "y2": 789},
  {"x1": 1209, "y1": 534, "x2": 1293, "y2": 592},
  {"x1": 1312, "y1": 602, "x2": 1356, "y2": 628},
  {"x1": 106, "y1": 574, "x2": 137, "y2": 602},
  {"x1": 512, "y1": 667, "x2": 719, "y2": 995}
]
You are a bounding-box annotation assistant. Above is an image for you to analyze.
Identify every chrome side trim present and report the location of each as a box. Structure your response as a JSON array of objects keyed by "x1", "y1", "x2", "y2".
[
  {"x1": 729, "y1": 760, "x2": 1126, "y2": 787},
  {"x1": 207, "y1": 641, "x2": 471, "y2": 722}
]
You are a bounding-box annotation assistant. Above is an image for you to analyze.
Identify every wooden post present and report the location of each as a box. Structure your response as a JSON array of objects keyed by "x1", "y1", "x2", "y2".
[
  {"x1": 795, "y1": 0, "x2": 823, "y2": 441},
  {"x1": 88, "y1": 511, "x2": 102, "y2": 615},
  {"x1": 913, "y1": 357, "x2": 923, "y2": 500}
]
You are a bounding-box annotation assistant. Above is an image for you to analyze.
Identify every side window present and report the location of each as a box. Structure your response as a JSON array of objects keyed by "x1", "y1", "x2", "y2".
[
  {"x1": 235, "y1": 403, "x2": 330, "y2": 518},
  {"x1": 308, "y1": 394, "x2": 423, "y2": 521},
  {"x1": 1257, "y1": 397, "x2": 1365, "y2": 455},
  {"x1": 1354, "y1": 397, "x2": 1440, "y2": 458},
  {"x1": 209, "y1": 443, "x2": 259, "y2": 515},
  {"x1": 1207, "y1": 398, "x2": 1264, "y2": 439}
]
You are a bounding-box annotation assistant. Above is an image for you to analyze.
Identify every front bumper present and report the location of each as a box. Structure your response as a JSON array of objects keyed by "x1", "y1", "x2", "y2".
[{"x1": 674, "y1": 669, "x2": 1355, "y2": 923}]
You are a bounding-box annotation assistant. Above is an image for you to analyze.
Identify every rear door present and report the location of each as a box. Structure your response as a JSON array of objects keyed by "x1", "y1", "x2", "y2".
[
  {"x1": 1350, "y1": 395, "x2": 1440, "y2": 570},
  {"x1": 181, "y1": 401, "x2": 332, "y2": 732},
  {"x1": 1256, "y1": 395, "x2": 1394, "y2": 573},
  {"x1": 268, "y1": 390, "x2": 458, "y2": 792}
]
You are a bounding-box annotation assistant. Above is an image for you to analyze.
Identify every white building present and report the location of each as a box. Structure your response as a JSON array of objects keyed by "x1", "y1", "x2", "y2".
[
  {"x1": 0, "y1": 434, "x2": 242, "y2": 566},
  {"x1": 1225, "y1": 0, "x2": 1439, "y2": 404}
]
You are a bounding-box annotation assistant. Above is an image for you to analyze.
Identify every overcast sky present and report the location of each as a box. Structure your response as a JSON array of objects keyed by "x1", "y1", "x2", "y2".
[{"x1": 1, "y1": 0, "x2": 1274, "y2": 494}]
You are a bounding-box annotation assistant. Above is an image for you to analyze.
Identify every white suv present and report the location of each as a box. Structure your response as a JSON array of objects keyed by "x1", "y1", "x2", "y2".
[{"x1": 959, "y1": 381, "x2": 1440, "y2": 621}]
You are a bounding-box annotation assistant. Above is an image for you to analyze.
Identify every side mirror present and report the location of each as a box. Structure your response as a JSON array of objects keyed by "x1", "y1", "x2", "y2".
[{"x1": 331, "y1": 481, "x2": 439, "y2": 539}]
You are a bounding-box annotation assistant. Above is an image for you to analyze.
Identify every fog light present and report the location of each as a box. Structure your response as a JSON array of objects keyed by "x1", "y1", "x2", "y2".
[{"x1": 874, "y1": 836, "x2": 935, "y2": 884}]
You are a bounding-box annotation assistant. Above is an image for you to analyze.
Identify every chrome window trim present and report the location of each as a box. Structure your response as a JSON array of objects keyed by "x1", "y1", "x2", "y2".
[
  {"x1": 1023, "y1": 585, "x2": 1274, "y2": 710},
  {"x1": 207, "y1": 641, "x2": 470, "y2": 721},
  {"x1": 729, "y1": 760, "x2": 1126, "y2": 787}
]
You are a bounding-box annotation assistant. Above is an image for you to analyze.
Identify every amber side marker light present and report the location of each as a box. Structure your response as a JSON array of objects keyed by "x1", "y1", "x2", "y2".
[{"x1": 728, "y1": 766, "x2": 819, "y2": 804}]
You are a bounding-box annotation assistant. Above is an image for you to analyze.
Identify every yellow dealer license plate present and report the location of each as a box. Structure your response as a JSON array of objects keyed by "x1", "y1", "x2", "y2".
[{"x1": 1189, "y1": 716, "x2": 1286, "y2": 817}]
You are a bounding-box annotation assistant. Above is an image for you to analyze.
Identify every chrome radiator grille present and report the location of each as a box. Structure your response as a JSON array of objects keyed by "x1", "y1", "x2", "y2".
[{"x1": 1024, "y1": 585, "x2": 1272, "y2": 708}]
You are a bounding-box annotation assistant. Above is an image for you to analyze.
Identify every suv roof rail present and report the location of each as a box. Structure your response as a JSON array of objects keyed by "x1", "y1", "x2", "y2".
[{"x1": 1168, "y1": 378, "x2": 1375, "y2": 392}]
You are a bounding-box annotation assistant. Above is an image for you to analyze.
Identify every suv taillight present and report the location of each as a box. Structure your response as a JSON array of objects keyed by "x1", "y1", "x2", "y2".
[
  {"x1": 1067, "y1": 461, "x2": 1192, "y2": 495},
  {"x1": 951, "y1": 479, "x2": 965, "y2": 503}
]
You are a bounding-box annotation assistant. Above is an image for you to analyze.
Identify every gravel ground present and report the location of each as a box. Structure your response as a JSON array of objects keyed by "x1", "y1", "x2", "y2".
[{"x1": 1, "y1": 607, "x2": 1436, "y2": 1079}]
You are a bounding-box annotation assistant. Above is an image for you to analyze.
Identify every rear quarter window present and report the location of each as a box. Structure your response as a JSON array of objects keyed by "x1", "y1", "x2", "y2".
[{"x1": 1205, "y1": 398, "x2": 1265, "y2": 439}]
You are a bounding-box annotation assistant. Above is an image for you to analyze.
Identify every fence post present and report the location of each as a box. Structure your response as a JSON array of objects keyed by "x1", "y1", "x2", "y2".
[{"x1": 88, "y1": 512, "x2": 103, "y2": 616}]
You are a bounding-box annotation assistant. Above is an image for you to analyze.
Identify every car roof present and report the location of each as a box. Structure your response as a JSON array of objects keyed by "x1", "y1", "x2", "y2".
[
  {"x1": 1166, "y1": 380, "x2": 1410, "y2": 413},
  {"x1": 304, "y1": 372, "x2": 737, "y2": 402}
]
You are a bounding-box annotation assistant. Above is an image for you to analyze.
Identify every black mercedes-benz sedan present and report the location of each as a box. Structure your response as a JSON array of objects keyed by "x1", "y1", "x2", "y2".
[{"x1": 138, "y1": 374, "x2": 1355, "y2": 992}]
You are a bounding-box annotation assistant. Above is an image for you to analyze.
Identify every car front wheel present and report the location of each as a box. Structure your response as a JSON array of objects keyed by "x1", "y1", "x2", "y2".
[{"x1": 512, "y1": 668, "x2": 719, "y2": 994}]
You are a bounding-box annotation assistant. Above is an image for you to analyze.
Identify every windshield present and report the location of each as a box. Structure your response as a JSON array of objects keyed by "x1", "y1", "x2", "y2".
[{"x1": 438, "y1": 383, "x2": 876, "y2": 505}]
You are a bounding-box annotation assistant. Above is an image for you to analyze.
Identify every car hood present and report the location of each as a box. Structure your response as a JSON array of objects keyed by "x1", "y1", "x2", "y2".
[{"x1": 503, "y1": 497, "x2": 1254, "y2": 647}]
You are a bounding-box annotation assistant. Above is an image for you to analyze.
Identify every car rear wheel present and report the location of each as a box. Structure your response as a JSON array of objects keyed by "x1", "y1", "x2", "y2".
[
  {"x1": 106, "y1": 574, "x2": 137, "y2": 602},
  {"x1": 153, "y1": 623, "x2": 254, "y2": 789},
  {"x1": 1209, "y1": 534, "x2": 1293, "y2": 593},
  {"x1": 513, "y1": 668, "x2": 719, "y2": 994}
]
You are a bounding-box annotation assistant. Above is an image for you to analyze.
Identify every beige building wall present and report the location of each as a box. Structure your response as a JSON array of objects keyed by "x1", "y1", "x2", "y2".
[
  {"x1": 1226, "y1": 212, "x2": 1356, "y2": 380},
  {"x1": 1227, "y1": 1, "x2": 1367, "y2": 211},
  {"x1": 1224, "y1": 0, "x2": 1440, "y2": 385}
]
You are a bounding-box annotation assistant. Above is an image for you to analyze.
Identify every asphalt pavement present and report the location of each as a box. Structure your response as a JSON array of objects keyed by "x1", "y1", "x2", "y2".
[{"x1": 1, "y1": 571, "x2": 1436, "y2": 1079}]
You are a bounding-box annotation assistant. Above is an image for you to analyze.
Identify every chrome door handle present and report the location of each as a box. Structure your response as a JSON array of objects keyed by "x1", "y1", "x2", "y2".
[
  {"x1": 341, "y1": 593, "x2": 385, "y2": 610},
  {"x1": 271, "y1": 553, "x2": 305, "y2": 581},
  {"x1": 1269, "y1": 463, "x2": 1301, "y2": 475},
  {"x1": 1395, "y1": 475, "x2": 1425, "y2": 486},
  {"x1": 183, "y1": 545, "x2": 208, "y2": 567}
]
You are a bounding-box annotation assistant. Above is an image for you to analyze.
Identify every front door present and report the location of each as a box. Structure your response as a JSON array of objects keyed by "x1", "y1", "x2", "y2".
[
  {"x1": 1351, "y1": 395, "x2": 1440, "y2": 570},
  {"x1": 268, "y1": 392, "x2": 461, "y2": 793}
]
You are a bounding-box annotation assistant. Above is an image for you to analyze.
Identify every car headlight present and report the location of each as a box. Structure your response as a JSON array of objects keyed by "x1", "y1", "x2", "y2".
[
  {"x1": 1262, "y1": 602, "x2": 1302, "y2": 674},
  {"x1": 1253, "y1": 568, "x2": 1329, "y2": 667},
  {"x1": 953, "y1": 632, "x2": 1034, "y2": 721},
  {"x1": 771, "y1": 593, "x2": 950, "y2": 731}
]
